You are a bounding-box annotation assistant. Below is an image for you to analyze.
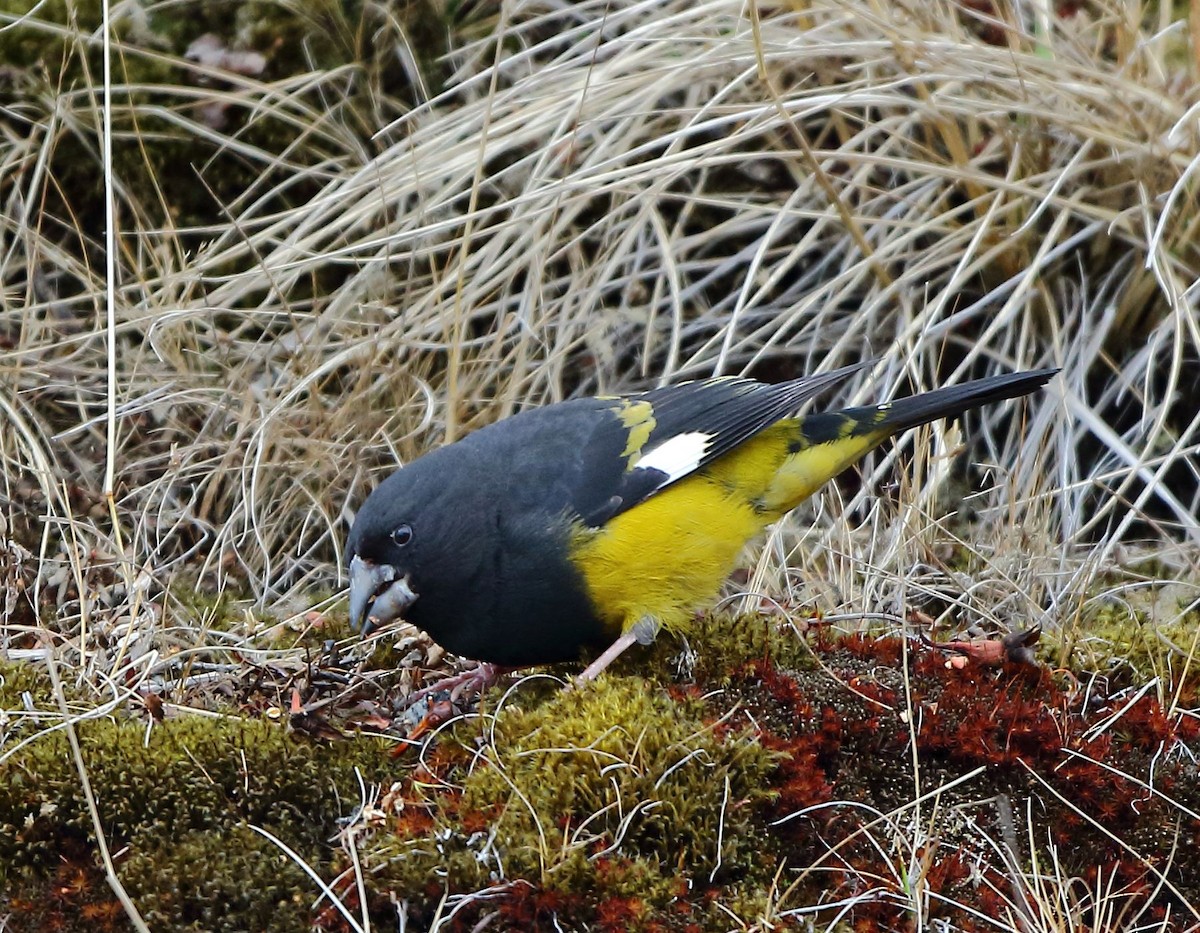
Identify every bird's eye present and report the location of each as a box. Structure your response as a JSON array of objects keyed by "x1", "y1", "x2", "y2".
[{"x1": 391, "y1": 524, "x2": 414, "y2": 547}]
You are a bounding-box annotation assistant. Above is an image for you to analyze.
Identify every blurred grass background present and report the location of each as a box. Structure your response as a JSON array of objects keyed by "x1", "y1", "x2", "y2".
[{"x1": 1, "y1": 0, "x2": 1199, "y2": 928}]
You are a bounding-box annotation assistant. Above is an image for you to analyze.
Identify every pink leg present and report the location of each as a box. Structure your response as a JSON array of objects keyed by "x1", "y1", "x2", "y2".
[
  {"x1": 403, "y1": 663, "x2": 515, "y2": 740},
  {"x1": 574, "y1": 630, "x2": 640, "y2": 685}
]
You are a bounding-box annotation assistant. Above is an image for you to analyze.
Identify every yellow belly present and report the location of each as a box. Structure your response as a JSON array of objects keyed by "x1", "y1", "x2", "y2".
[
  {"x1": 569, "y1": 472, "x2": 765, "y2": 635},
  {"x1": 568, "y1": 421, "x2": 887, "y2": 636}
]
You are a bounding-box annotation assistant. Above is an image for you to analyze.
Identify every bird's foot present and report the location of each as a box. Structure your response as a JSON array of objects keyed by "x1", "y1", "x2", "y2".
[
  {"x1": 407, "y1": 662, "x2": 503, "y2": 706},
  {"x1": 402, "y1": 663, "x2": 511, "y2": 740}
]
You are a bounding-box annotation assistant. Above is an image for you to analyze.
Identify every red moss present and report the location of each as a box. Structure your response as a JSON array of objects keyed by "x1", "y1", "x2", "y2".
[
  {"x1": 839, "y1": 633, "x2": 904, "y2": 665},
  {"x1": 737, "y1": 628, "x2": 1200, "y2": 929},
  {"x1": 391, "y1": 804, "x2": 436, "y2": 838},
  {"x1": 1115, "y1": 695, "x2": 1177, "y2": 751},
  {"x1": 596, "y1": 895, "x2": 649, "y2": 931},
  {"x1": 491, "y1": 886, "x2": 586, "y2": 929},
  {"x1": 761, "y1": 732, "x2": 834, "y2": 819},
  {"x1": 926, "y1": 847, "x2": 972, "y2": 897},
  {"x1": 459, "y1": 803, "x2": 499, "y2": 835},
  {"x1": 818, "y1": 706, "x2": 843, "y2": 755},
  {"x1": 3, "y1": 859, "x2": 124, "y2": 933},
  {"x1": 79, "y1": 902, "x2": 126, "y2": 927},
  {"x1": 844, "y1": 674, "x2": 897, "y2": 710}
]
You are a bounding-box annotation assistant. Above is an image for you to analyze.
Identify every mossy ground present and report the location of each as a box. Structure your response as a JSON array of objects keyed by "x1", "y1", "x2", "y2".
[
  {"x1": 1065, "y1": 578, "x2": 1200, "y2": 690},
  {"x1": 339, "y1": 612, "x2": 1200, "y2": 931},
  {"x1": 0, "y1": 660, "x2": 395, "y2": 932},
  {"x1": 2, "y1": 603, "x2": 1197, "y2": 931}
]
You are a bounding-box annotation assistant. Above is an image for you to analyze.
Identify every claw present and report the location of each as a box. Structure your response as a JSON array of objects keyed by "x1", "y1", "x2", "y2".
[{"x1": 407, "y1": 663, "x2": 503, "y2": 705}]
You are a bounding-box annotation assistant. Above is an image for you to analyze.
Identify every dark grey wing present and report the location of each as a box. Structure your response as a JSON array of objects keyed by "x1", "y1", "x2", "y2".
[{"x1": 573, "y1": 361, "x2": 868, "y2": 526}]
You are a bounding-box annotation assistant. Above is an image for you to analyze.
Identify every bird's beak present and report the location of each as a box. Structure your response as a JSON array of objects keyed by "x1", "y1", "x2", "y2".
[{"x1": 348, "y1": 554, "x2": 417, "y2": 635}]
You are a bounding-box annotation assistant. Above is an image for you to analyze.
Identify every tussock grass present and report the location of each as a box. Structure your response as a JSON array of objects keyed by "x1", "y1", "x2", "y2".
[
  {"x1": 3, "y1": 0, "x2": 1198, "y2": 620},
  {"x1": 2, "y1": 3, "x2": 1195, "y2": 606},
  {"x1": 2, "y1": 0, "x2": 1200, "y2": 927}
]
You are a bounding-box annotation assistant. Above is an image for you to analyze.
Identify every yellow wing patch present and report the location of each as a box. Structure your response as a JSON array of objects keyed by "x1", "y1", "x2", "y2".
[{"x1": 613, "y1": 399, "x2": 657, "y2": 467}]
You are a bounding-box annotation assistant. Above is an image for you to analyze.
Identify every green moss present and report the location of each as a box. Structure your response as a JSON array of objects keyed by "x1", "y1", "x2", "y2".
[
  {"x1": 0, "y1": 661, "x2": 393, "y2": 929},
  {"x1": 0, "y1": 656, "x2": 72, "y2": 709},
  {"x1": 168, "y1": 584, "x2": 254, "y2": 635},
  {"x1": 362, "y1": 676, "x2": 778, "y2": 923},
  {"x1": 469, "y1": 680, "x2": 774, "y2": 877},
  {"x1": 1069, "y1": 580, "x2": 1200, "y2": 687},
  {"x1": 121, "y1": 825, "x2": 314, "y2": 932},
  {"x1": 166, "y1": 581, "x2": 355, "y2": 655},
  {"x1": 615, "y1": 609, "x2": 822, "y2": 685}
]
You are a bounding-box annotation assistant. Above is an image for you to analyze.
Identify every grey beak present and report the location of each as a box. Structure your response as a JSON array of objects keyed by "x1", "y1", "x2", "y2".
[{"x1": 348, "y1": 555, "x2": 417, "y2": 635}]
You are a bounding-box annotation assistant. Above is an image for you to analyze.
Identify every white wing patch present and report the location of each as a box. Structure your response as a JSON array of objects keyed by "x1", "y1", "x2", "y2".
[{"x1": 634, "y1": 431, "x2": 713, "y2": 483}]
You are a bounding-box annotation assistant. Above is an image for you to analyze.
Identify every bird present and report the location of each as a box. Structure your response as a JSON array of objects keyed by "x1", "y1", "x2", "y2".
[{"x1": 346, "y1": 363, "x2": 1055, "y2": 688}]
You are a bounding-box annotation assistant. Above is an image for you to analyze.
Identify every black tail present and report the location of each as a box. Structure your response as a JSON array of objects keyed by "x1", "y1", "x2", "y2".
[{"x1": 872, "y1": 368, "x2": 1058, "y2": 433}]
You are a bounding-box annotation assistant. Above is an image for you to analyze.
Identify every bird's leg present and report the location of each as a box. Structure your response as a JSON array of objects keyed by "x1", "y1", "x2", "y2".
[
  {"x1": 574, "y1": 617, "x2": 659, "y2": 684},
  {"x1": 406, "y1": 617, "x2": 661, "y2": 739},
  {"x1": 574, "y1": 632, "x2": 637, "y2": 684}
]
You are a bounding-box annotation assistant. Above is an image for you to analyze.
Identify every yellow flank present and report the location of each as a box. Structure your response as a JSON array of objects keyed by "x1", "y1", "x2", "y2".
[
  {"x1": 570, "y1": 473, "x2": 764, "y2": 636},
  {"x1": 570, "y1": 414, "x2": 893, "y2": 637},
  {"x1": 758, "y1": 420, "x2": 888, "y2": 517}
]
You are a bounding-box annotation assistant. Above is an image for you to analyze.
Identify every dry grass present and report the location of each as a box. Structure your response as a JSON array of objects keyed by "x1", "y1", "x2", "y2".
[
  {"x1": 4, "y1": 0, "x2": 1198, "y2": 611},
  {"x1": 2, "y1": 0, "x2": 1200, "y2": 927}
]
